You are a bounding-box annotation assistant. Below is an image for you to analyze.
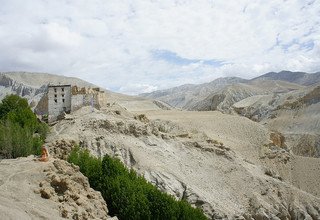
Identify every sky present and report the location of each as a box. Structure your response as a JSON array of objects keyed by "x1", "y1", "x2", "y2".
[{"x1": 0, "y1": 0, "x2": 319, "y2": 94}]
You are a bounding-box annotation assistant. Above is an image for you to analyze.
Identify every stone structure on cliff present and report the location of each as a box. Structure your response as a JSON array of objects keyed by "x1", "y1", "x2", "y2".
[{"x1": 35, "y1": 84, "x2": 106, "y2": 122}]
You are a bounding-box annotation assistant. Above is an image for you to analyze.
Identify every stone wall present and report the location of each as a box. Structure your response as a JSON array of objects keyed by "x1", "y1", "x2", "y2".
[{"x1": 71, "y1": 86, "x2": 106, "y2": 111}]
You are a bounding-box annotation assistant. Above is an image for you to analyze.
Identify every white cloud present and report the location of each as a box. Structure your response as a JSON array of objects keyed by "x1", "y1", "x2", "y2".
[
  {"x1": 119, "y1": 83, "x2": 158, "y2": 94},
  {"x1": 0, "y1": 0, "x2": 319, "y2": 94},
  {"x1": 43, "y1": 23, "x2": 83, "y2": 48}
]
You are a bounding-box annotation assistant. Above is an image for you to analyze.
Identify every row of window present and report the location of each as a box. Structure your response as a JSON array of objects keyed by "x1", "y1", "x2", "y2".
[
  {"x1": 54, "y1": 99, "x2": 65, "y2": 103},
  {"x1": 54, "y1": 94, "x2": 65, "y2": 98},
  {"x1": 54, "y1": 88, "x2": 65, "y2": 92}
]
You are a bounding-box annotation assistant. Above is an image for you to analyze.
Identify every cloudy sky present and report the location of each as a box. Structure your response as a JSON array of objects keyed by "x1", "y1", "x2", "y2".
[{"x1": 0, "y1": 0, "x2": 319, "y2": 94}]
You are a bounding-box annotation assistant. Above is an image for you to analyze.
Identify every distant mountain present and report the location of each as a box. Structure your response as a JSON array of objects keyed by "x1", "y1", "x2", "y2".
[
  {"x1": 140, "y1": 77, "x2": 247, "y2": 109},
  {"x1": 140, "y1": 70, "x2": 320, "y2": 111},
  {"x1": 252, "y1": 70, "x2": 320, "y2": 86}
]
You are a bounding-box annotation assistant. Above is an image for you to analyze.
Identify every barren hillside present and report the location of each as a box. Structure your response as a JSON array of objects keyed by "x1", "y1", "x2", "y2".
[
  {"x1": 46, "y1": 104, "x2": 320, "y2": 219},
  {"x1": 232, "y1": 84, "x2": 320, "y2": 158},
  {"x1": 140, "y1": 77, "x2": 247, "y2": 109}
]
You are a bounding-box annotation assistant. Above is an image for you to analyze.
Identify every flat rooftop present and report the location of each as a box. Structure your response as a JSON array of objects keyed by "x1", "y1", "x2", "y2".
[{"x1": 48, "y1": 84, "x2": 71, "y2": 87}]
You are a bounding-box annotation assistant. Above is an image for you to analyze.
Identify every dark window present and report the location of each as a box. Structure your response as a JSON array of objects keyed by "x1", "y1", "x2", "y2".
[
  {"x1": 62, "y1": 99, "x2": 65, "y2": 103},
  {"x1": 54, "y1": 99, "x2": 57, "y2": 103},
  {"x1": 62, "y1": 94, "x2": 64, "y2": 97},
  {"x1": 54, "y1": 94, "x2": 57, "y2": 98},
  {"x1": 54, "y1": 88, "x2": 57, "y2": 93},
  {"x1": 62, "y1": 88, "x2": 64, "y2": 92}
]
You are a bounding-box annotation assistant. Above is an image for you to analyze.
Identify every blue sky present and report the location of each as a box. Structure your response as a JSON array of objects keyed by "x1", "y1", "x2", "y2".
[
  {"x1": 0, "y1": 0, "x2": 319, "y2": 94},
  {"x1": 152, "y1": 50, "x2": 225, "y2": 67}
]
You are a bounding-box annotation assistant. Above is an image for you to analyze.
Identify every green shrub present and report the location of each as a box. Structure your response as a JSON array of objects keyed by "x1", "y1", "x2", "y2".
[
  {"x1": 68, "y1": 148, "x2": 207, "y2": 220},
  {"x1": 0, "y1": 94, "x2": 48, "y2": 158}
]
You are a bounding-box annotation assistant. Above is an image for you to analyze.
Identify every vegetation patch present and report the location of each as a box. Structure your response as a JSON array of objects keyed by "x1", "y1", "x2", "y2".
[
  {"x1": 0, "y1": 94, "x2": 48, "y2": 158},
  {"x1": 68, "y1": 148, "x2": 207, "y2": 220}
]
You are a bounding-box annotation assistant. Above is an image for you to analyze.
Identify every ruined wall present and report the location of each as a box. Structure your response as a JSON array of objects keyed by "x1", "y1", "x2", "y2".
[
  {"x1": 71, "y1": 94, "x2": 84, "y2": 111},
  {"x1": 71, "y1": 86, "x2": 106, "y2": 111},
  {"x1": 97, "y1": 91, "x2": 107, "y2": 108}
]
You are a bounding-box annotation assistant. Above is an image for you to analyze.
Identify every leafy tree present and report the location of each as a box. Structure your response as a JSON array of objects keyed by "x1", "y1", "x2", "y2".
[
  {"x1": 0, "y1": 94, "x2": 48, "y2": 158},
  {"x1": 68, "y1": 148, "x2": 207, "y2": 220},
  {"x1": 0, "y1": 94, "x2": 29, "y2": 119}
]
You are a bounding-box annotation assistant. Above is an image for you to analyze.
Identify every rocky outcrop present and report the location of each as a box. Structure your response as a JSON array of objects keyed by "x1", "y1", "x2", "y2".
[
  {"x1": 0, "y1": 156, "x2": 117, "y2": 220},
  {"x1": 47, "y1": 140, "x2": 76, "y2": 160},
  {"x1": 278, "y1": 86, "x2": 320, "y2": 110},
  {"x1": 37, "y1": 159, "x2": 112, "y2": 220},
  {"x1": 0, "y1": 73, "x2": 43, "y2": 99},
  {"x1": 292, "y1": 134, "x2": 320, "y2": 158},
  {"x1": 231, "y1": 84, "x2": 320, "y2": 161}
]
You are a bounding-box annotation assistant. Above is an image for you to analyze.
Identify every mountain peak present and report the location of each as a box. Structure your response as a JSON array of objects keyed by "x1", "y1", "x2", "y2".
[{"x1": 252, "y1": 70, "x2": 320, "y2": 85}]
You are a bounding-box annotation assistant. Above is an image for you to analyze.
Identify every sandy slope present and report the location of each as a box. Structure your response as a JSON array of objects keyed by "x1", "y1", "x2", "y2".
[
  {"x1": 142, "y1": 110, "x2": 269, "y2": 162},
  {"x1": 0, "y1": 156, "x2": 112, "y2": 220},
  {"x1": 292, "y1": 156, "x2": 320, "y2": 197},
  {"x1": 146, "y1": 109, "x2": 320, "y2": 196},
  {"x1": 46, "y1": 105, "x2": 320, "y2": 218},
  {"x1": 106, "y1": 92, "x2": 164, "y2": 111},
  {"x1": 0, "y1": 156, "x2": 63, "y2": 220}
]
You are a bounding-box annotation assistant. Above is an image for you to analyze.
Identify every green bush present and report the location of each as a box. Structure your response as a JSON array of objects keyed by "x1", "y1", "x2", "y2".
[
  {"x1": 0, "y1": 94, "x2": 48, "y2": 158},
  {"x1": 68, "y1": 148, "x2": 207, "y2": 220}
]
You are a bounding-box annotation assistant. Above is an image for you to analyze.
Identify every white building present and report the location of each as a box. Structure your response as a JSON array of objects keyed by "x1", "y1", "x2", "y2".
[
  {"x1": 44, "y1": 84, "x2": 106, "y2": 122},
  {"x1": 47, "y1": 85, "x2": 71, "y2": 122}
]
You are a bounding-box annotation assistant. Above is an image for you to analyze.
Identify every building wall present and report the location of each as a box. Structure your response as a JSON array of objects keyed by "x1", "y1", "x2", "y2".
[
  {"x1": 71, "y1": 93, "x2": 99, "y2": 111},
  {"x1": 71, "y1": 94, "x2": 85, "y2": 111},
  {"x1": 46, "y1": 85, "x2": 106, "y2": 122},
  {"x1": 48, "y1": 85, "x2": 71, "y2": 122},
  {"x1": 97, "y1": 92, "x2": 107, "y2": 108}
]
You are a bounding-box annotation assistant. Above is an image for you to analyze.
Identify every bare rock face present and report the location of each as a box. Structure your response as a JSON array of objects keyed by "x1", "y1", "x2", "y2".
[
  {"x1": 38, "y1": 159, "x2": 111, "y2": 220},
  {"x1": 47, "y1": 140, "x2": 76, "y2": 160},
  {"x1": 269, "y1": 132, "x2": 286, "y2": 149},
  {"x1": 0, "y1": 156, "x2": 118, "y2": 220},
  {"x1": 292, "y1": 134, "x2": 320, "y2": 158},
  {"x1": 0, "y1": 73, "x2": 46, "y2": 106},
  {"x1": 46, "y1": 106, "x2": 320, "y2": 219}
]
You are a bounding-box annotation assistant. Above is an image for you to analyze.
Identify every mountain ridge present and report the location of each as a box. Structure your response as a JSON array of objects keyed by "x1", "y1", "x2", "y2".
[
  {"x1": 252, "y1": 70, "x2": 320, "y2": 86},
  {"x1": 139, "y1": 70, "x2": 320, "y2": 110}
]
